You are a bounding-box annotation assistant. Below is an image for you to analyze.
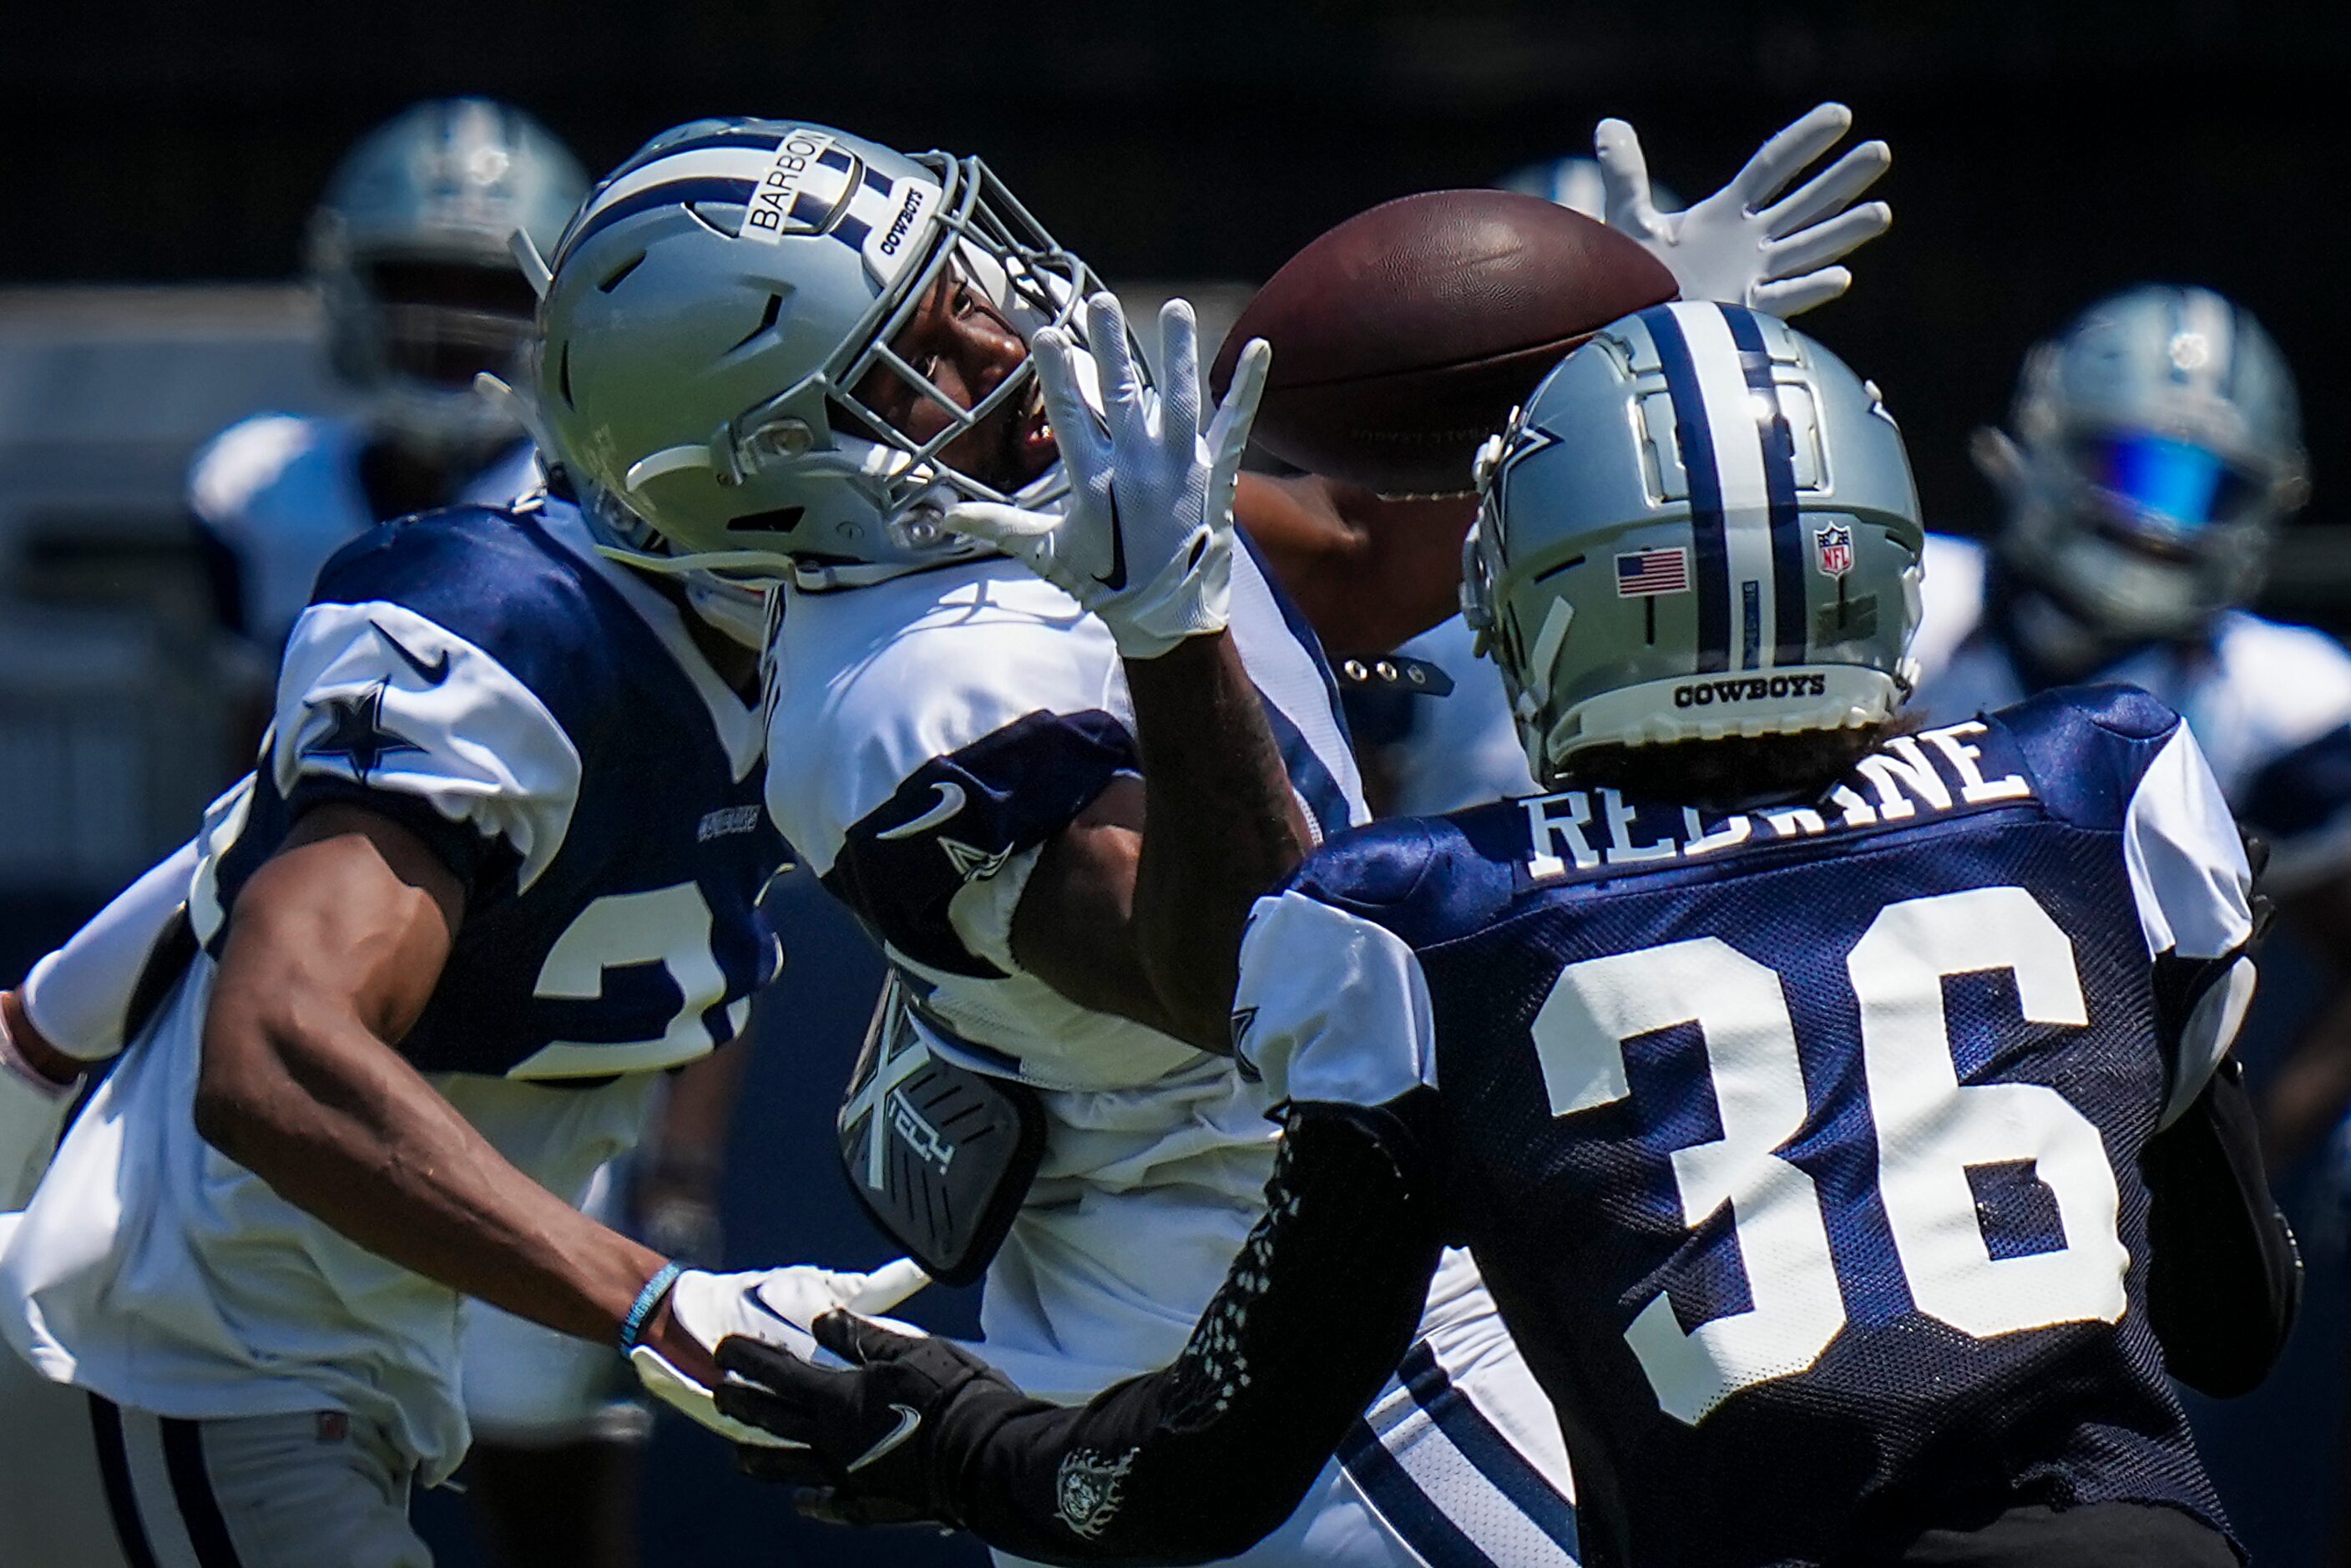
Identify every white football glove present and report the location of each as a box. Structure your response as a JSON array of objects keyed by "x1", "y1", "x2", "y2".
[
  {"x1": 1596, "y1": 102, "x2": 1891, "y2": 318},
  {"x1": 629, "y1": 1257, "x2": 929, "y2": 1448},
  {"x1": 942, "y1": 292, "x2": 1272, "y2": 660}
]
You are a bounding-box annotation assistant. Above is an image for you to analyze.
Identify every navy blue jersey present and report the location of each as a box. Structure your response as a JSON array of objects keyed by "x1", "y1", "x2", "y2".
[
  {"x1": 1236, "y1": 687, "x2": 2256, "y2": 1566},
  {"x1": 191, "y1": 498, "x2": 784, "y2": 1080}
]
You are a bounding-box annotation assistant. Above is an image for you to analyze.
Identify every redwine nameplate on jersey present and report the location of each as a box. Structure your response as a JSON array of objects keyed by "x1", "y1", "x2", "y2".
[{"x1": 1524, "y1": 719, "x2": 2032, "y2": 879}]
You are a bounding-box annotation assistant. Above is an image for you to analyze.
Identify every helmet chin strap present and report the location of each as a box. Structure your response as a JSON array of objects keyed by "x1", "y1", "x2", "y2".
[{"x1": 683, "y1": 575, "x2": 773, "y2": 649}]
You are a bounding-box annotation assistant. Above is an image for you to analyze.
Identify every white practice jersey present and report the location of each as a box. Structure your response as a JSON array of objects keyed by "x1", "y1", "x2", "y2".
[
  {"x1": 188, "y1": 412, "x2": 537, "y2": 650},
  {"x1": 1, "y1": 497, "x2": 781, "y2": 1484},
  {"x1": 1376, "y1": 615, "x2": 1539, "y2": 817},
  {"x1": 765, "y1": 539, "x2": 1373, "y2": 1399},
  {"x1": 1916, "y1": 534, "x2": 2351, "y2": 892}
]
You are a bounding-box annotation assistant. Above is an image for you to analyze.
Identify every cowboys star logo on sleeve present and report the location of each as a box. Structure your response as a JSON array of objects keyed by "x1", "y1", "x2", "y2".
[{"x1": 301, "y1": 682, "x2": 425, "y2": 781}]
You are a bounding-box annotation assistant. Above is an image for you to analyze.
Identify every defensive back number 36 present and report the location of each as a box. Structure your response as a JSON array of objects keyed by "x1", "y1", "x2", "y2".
[{"x1": 1534, "y1": 885, "x2": 2125, "y2": 1426}]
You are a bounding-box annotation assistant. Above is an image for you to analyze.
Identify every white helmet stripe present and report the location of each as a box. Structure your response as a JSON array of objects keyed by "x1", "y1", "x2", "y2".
[
  {"x1": 2177, "y1": 286, "x2": 2234, "y2": 399},
  {"x1": 583, "y1": 146, "x2": 788, "y2": 224},
  {"x1": 1666, "y1": 302, "x2": 1784, "y2": 670}
]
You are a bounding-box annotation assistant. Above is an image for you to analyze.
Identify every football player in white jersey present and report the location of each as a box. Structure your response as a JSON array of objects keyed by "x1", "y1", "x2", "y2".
[
  {"x1": 1361, "y1": 109, "x2": 1888, "y2": 817},
  {"x1": 527, "y1": 110, "x2": 1891, "y2": 1566},
  {"x1": 1908, "y1": 286, "x2": 2351, "y2": 1166},
  {"x1": 0, "y1": 476, "x2": 923, "y2": 1567}
]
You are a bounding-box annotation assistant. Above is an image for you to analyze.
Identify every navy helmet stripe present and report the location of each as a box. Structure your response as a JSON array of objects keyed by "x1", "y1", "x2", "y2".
[
  {"x1": 1398, "y1": 1343, "x2": 1581, "y2": 1558},
  {"x1": 1641, "y1": 306, "x2": 1732, "y2": 673},
  {"x1": 561, "y1": 176, "x2": 758, "y2": 261},
  {"x1": 1337, "y1": 1419, "x2": 1502, "y2": 1568},
  {"x1": 832, "y1": 212, "x2": 872, "y2": 251},
  {"x1": 1722, "y1": 306, "x2": 1809, "y2": 666}
]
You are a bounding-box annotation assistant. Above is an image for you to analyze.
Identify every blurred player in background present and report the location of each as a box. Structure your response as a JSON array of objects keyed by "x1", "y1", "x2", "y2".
[
  {"x1": 190, "y1": 99, "x2": 579, "y2": 673},
  {"x1": 720, "y1": 301, "x2": 2294, "y2": 1568},
  {"x1": 1906, "y1": 286, "x2": 2351, "y2": 1170},
  {"x1": 528, "y1": 107, "x2": 1888, "y2": 1565},
  {"x1": 1353, "y1": 109, "x2": 1885, "y2": 817}
]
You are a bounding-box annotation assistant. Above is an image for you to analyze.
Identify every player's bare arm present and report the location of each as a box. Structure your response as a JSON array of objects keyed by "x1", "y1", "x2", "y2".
[
  {"x1": 948, "y1": 293, "x2": 1307, "y2": 1049},
  {"x1": 195, "y1": 802, "x2": 717, "y2": 1384},
  {"x1": 1235, "y1": 476, "x2": 1477, "y2": 660},
  {"x1": 0, "y1": 989, "x2": 78, "y2": 1088}
]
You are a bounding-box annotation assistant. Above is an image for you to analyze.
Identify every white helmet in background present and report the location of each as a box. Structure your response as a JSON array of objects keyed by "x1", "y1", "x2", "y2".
[
  {"x1": 1984, "y1": 284, "x2": 2308, "y2": 644},
  {"x1": 308, "y1": 98, "x2": 588, "y2": 461}
]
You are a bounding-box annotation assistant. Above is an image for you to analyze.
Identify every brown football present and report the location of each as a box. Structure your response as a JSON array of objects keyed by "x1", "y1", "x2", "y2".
[{"x1": 1210, "y1": 190, "x2": 1677, "y2": 495}]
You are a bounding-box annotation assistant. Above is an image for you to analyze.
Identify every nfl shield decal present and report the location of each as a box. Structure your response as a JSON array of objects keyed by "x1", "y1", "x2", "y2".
[{"x1": 1813, "y1": 523, "x2": 1854, "y2": 578}]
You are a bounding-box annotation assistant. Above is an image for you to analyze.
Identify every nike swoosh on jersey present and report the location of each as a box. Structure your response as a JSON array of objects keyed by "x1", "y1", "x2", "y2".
[
  {"x1": 848, "y1": 1404, "x2": 925, "y2": 1474},
  {"x1": 1093, "y1": 493, "x2": 1128, "y2": 591},
  {"x1": 876, "y1": 781, "x2": 968, "y2": 841},
  {"x1": 371, "y1": 621, "x2": 453, "y2": 685}
]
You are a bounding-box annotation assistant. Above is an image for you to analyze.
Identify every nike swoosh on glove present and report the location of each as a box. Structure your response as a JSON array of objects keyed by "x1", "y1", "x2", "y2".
[
  {"x1": 941, "y1": 292, "x2": 1271, "y2": 660},
  {"x1": 1596, "y1": 102, "x2": 1892, "y2": 318},
  {"x1": 716, "y1": 1310, "x2": 1030, "y2": 1527},
  {"x1": 630, "y1": 1258, "x2": 928, "y2": 1447}
]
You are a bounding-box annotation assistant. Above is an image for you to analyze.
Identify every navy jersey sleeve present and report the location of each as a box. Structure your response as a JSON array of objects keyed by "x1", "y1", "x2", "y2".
[
  {"x1": 2000, "y1": 685, "x2": 2257, "y2": 1123},
  {"x1": 260, "y1": 507, "x2": 617, "y2": 900},
  {"x1": 821, "y1": 711, "x2": 1138, "y2": 979}
]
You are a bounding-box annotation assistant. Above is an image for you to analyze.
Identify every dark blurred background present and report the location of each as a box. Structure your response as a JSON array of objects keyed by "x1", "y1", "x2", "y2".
[{"x1": 3, "y1": 2, "x2": 2348, "y2": 1564}]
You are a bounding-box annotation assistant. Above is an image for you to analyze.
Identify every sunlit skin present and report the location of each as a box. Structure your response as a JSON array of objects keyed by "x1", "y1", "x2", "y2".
[
  {"x1": 851, "y1": 266, "x2": 1058, "y2": 493},
  {"x1": 847, "y1": 262, "x2": 1477, "y2": 660}
]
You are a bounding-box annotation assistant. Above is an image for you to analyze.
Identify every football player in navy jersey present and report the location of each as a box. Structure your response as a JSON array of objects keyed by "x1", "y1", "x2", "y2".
[
  {"x1": 527, "y1": 112, "x2": 1891, "y2": 1568},
  {"x1": 712, "y1": 302, "x2": 2298, "y2": 1568},
  {"x1": 0, "y1": 480, "x2": 933, "y2": 1566}
]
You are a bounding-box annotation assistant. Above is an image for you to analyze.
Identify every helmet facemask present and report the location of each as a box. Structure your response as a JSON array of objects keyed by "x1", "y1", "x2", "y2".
[{"x1": 627, "y1": 154, "x2": 1109, "y2": 588}]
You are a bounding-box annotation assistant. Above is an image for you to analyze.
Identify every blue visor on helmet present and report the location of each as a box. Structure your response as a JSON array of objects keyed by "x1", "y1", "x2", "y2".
[{"x1": 2073, "y1": 432, "x2": 2261, "y2": 530}]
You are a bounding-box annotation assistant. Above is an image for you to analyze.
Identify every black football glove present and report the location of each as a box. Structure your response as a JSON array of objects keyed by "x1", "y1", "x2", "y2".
[{"x1": 715, "y1": 1310, "x2": 1025, "y2": 1528}]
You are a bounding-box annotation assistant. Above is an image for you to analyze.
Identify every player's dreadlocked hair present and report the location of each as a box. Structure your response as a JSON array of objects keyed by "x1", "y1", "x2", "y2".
[{"x1": 1564, "y1": 718, "x2": 1906, "y2": 812}]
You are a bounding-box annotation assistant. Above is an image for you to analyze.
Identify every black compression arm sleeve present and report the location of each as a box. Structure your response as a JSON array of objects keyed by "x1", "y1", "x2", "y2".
[
  {"x1": 928, "y1": 1100, "x2": 1447, "y2": 1565},
  {"x1": 2144, "y1": 1055, "x2": 2303, "y2": 1398}
]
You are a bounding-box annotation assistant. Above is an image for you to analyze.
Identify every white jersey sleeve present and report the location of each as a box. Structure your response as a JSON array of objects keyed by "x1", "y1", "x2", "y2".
[
  {"x1": 1232, "y1": 888, "x2": 1438, "y2": 1112},
  {"x1": 2121, "y1": 721, "x2": 2258, "y2": 1125},
  {"x1": 1909, "y1": 533, "x2": 1990, "y2": 690},
  {"x1": 18, "y1": 837, "x2": 200, "y2": 1063},
  {"x1": 260, "y1": 597, "x2": 584, "y2": 897}
]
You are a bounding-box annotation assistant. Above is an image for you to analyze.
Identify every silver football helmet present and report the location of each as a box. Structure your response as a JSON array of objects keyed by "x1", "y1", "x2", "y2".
[
  {"x1": 533, "y1": 118, "x2": 1110, "y2": 589},
  {"x1": 308, "y1": 99, "x2": 588, "y2": 460},
  {"x1": 1984, "y1": 284, "x2": 2308, "y2": 643},
  {"x1": 1462, "y1": 301, "x2": 1924, "y2": 784}
]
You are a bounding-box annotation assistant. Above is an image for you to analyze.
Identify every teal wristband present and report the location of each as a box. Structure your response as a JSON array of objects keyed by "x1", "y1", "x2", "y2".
[{"x1": 620, "y1": 1262, "x2": 685, "y2": 1353}]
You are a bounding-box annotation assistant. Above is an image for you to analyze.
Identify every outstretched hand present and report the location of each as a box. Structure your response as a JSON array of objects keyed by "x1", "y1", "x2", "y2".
[
  {"x1": 628, "y1": 1258, "x2": 929, "y2": 1448},
  {"x1": 716, "y1": 1311, "x2": 1028, "y2": 1528},
  {"x1": 943, "y1": 292, "x2": 1272, "y2": 660},
  {"x1": 1595, "y1": 102, "x2": 1892, "y2": 317}
]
